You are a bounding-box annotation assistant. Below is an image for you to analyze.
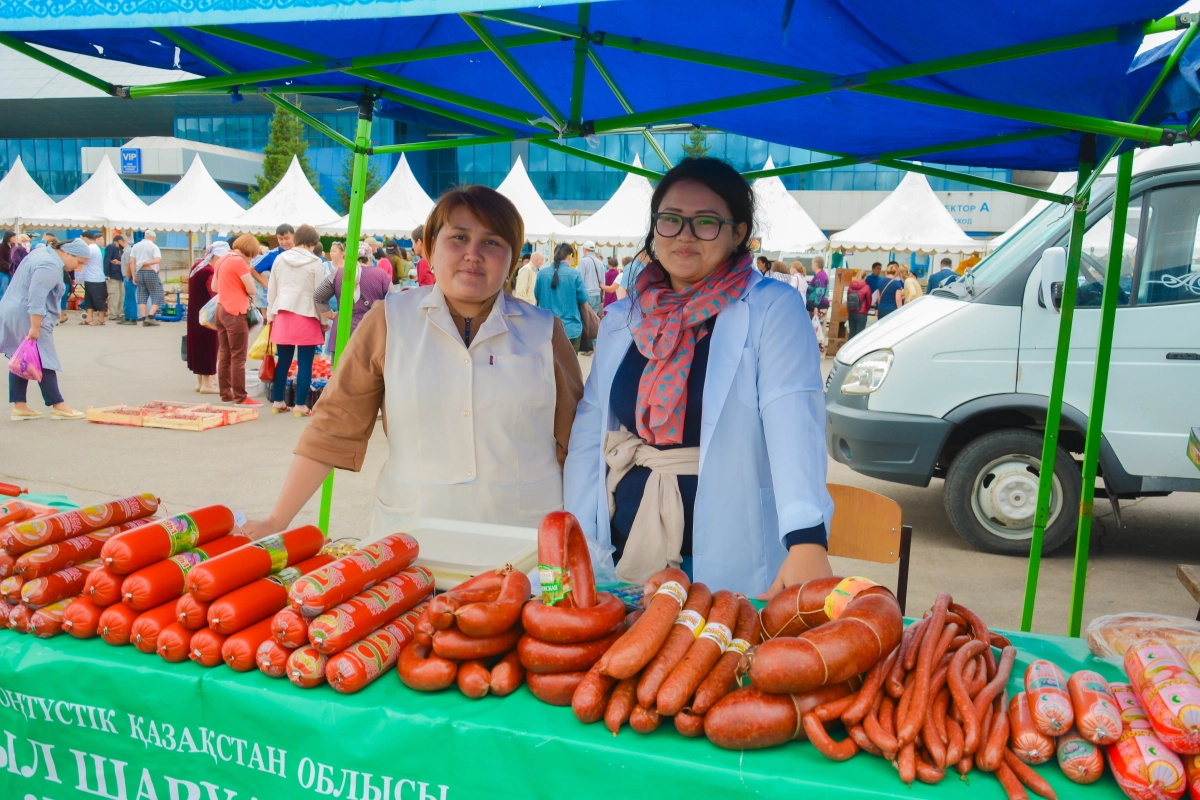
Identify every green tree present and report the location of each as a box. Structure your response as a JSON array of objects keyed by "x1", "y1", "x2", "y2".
[
  {"x1": 681, "y1": 128, "x2": 711, "y2": 159},
  {"x1": 249, "y1": 101, "x2": 318, "y2": 203},
  {"x1": 334, "y1": 153, "x2": 383, "y2": 215}
]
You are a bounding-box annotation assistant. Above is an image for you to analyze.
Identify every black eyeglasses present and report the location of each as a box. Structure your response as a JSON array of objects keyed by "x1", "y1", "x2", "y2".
[{"x1": 652, "y1": 212, "x2": 738, "y2": 242}]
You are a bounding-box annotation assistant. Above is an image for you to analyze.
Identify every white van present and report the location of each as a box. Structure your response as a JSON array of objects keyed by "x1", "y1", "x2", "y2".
[{"x1": 826, "y1": 144, "x2": 1200, "y2": 555}]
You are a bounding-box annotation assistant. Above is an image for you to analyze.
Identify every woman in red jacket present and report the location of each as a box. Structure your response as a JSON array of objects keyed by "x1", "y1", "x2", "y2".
[{"x1": 846, "y1": 270, "x2": 873, "y2": 340}]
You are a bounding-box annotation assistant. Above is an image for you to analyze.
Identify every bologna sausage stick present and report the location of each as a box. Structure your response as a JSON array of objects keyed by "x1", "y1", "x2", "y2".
[
  {"x1": 398, "y1": 640, "x2": 457, "y2": 691},
  {"x1": 2, "y1": 494, "x2": 158, "y2": 554},
  {"x1": 527, "y1": 670, "x2": 587, "y2": 706},
  {"x1": 519, "y1": 627, "x2": 623, "y2": 674},
  {"x1": 1124, "y1": 639, "x2": 1200, "y2": 755},
  {"x1": 101, "y1": 506, "x2": 234, "y2": 574},
  {"x1": 21, "y1": 561, "x2": 99, "y2": 607},
  {"x1": 98, "y1": 602, "x2": 138, "y2": 645},
  {"x1": 84, "y1": 566, "x2": 123, "y2": 606},
  {"x1": 657, "y1": 589, "x2": 739, "y2": 716},
  {"x1": 287, "y1": 647, "x2": 328, "y2": 689},
  {"x1": 130, "y1": 601, "x2": 182, "y2": 654},
  {"x1": 1, "y1": 574, "x2": 22, "y2": 604},
  {"x1": 288, "y1": 534, "x2": 418, "y2": 618},
  {"x1": 597, "y1": 568, "x2": 690, "y2": 680},
  {"x1": 29, "y1": 597, "x2": 77, "y2": 638},
  {"x1": 1025, "y1": 660, "x2": 1075, "y2": 737},
  {"x1": 1068, "y1": 669, "x2": 1122, "y2": 746},
  {"x1": 16, "y1": 527, "x2": 129, "y2": 579},
  {"x1": 312, "y1": 567, "x2": 435, "y2": 654},
  {"x1": 121, "y1": 535, "x2": 249, "y2": 610},
  {"x1": 947, "y1": 638, "x2": 987, "y2": 754},
  {"x1": 186, "y1": 525, "x2": 325, "y2": 602},
  {"x1": 272, "y1": 607, "x2": 308, "y2": 648},
  {"x1": 572, "y1": 662, "x2": 618, "y2": 723},
  {"x1": 62, "y1": 596, "x2": 104, "y2": 638},
  {"x1": 188, "y1": 627, "x2": 227, "y2": 667},
  {"x1": 0, "y1": 549, "x2": 15, "y2": 580},
  {"x1": 635, "y1": 583, "x2": 713, "y2": 708},
  {"x1": 690, "y1": 596, "x2": 761, "y2": 716},
  {"x1": 325, "y1": 608, "x2": 422, "y2": 695},
  {"x1": 536, "y1": 511, "x2": 596, "y2": 609},
  {"x1": 221, "y1": 617, "x2": 275, "y2": 672},
  {"x1": 7, "y1": 603, "x2": 30, "y2": 633},
  {"x1": 605, "y1": 677, "x2": 638, "y2": 736},
  {"x1": 704, "y1": 683, "x2": 855, "y2": 751},
  {"x1": 0, "y1": 503, "x2": 32, "y2": 528},
  {"x1": 758, "y1": 576, "x2": 843, "y2": 639},
  {"x1": 206, "y1": 554, "x2": 334, "y2": 634},
  {"x1": 1056, "y1": 729, "x2": 1104, "y2": 784},
  {"x1": 522, "y1": 591, "x2": 626, "y2": 644},
  {"x1": 256, "y1": 639, "x2": 293, "y2": 678},
  {"x1": 1010, "y1": 692, "x2": 1055, "y2": 765},
  {"x1": 455, "y1": 565, "x2": 530, "y2": 638},
  {"x1": 175, "y1": 593, "x2": 210, "y2": 630},
  {"x1": 156, "y1": 622, "x2": 192, "y2": 662}
]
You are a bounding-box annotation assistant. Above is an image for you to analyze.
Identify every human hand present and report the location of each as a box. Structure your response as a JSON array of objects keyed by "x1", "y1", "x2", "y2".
[
  {"x1": 237, "y1": 516, "x2": 285, "y2": 541},
  {"x1": 27, "y1": 328, "x2": 39, "y2": 341},
  {"x1": 757, "y1": 543, "x2": 834, "y2": 601}
]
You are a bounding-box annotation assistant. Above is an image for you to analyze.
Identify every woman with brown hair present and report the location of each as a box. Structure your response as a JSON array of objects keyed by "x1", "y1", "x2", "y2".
[
  {"x1": 213, "y1": 234, "x2": 261, "y2": 406},
  {"x1": 266, "y1": 223, "x2": 326, "y2": 415},
  {"x1": 241, "y1": 186, "x2": 584, "y2": 542}
]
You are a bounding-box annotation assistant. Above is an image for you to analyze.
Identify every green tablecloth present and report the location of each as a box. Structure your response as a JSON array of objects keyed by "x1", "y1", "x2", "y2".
[{"x1": 0, "y1": 625, "x2": 1129, "y2": 800}]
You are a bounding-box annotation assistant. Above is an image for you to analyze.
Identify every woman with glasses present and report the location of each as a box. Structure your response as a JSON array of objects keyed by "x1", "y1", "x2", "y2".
[{"x1": 564, "y1": 158, "x2": 834, "y2": 599}]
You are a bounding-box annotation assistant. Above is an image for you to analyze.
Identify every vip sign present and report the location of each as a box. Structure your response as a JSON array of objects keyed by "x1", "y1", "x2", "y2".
[{"x1": 119, "y1": 148, "x2": 141, "y2": 175}]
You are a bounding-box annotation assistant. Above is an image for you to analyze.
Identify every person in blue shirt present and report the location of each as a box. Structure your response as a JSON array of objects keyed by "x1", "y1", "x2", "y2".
[
  {"x1": 876, "y1": 263, "x2": 906, "y2": 318},
  {"x1": 534, "y1": 242, "x2": 588, "y2": 351},
  {"x1": 927, "y1": 257, "x2": 959, "y2": 292},
  {"x1": 252, "y1": 223, "x2": 293, "y2": 307},
  {"x1": 863, "y1": 261, "x2": 884, "y2": 309}
]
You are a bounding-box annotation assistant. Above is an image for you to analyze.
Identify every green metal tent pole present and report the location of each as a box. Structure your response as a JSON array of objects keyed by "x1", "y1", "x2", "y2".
[
  {"x1": 460, "y1": 15, "x2": 566, "y2": 128},
  {"x1": 875, "y1": 159, "x2": 1071, "y2": 203},
  {"x1": 741, "y1": 156, "x2": 860, "y2": 180},
  {"x1": 568, "y1": 5, "x2": 591, "y2": 130},
  {"x1": 318, "y1": 98, "x2": 374, "y2": 535},
  {"x1": 263, "y1": 95, "x2": 354, "y2": 150},
  {"x1": 371, "y1": 134, "x2": 514, "y2": 155},
  {"x1": 1067, "y1": 149, "x2": 1133, "y2": 637},
  {"x1": 1020, "y1": 137, "x2": 1095, "y2": 632},
  {"x1": 586, "y1": 45, "x2": 673, "y2": 169},
  {"x1": 534, "y1": 140, "x2": 663, "y2": 179}
]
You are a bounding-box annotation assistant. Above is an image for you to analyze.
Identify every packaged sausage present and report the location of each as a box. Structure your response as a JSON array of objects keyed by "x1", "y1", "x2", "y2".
[
  {"x1": 120, "y1": 534, "x2": 249, "y2": 610},
  {"x1": 156, "y1": 622, "x2": 192, "y2": 663},
  {"x1": 287, "y1": 647, "x2": 329, "y2": 689},
  {"x1": 189, "y1": 627, "x2": 227, "y2": 668},
  {"x1": 1026, "y1": 660, "x2": 1075, "y2": 736},
  {"x1": 130, "y1": 601, "x2": 181, "y2": 654},
  {"x1": 1106, "y1": 730, "x2": 1186, "y2": 800},
  {"x1": 1069, "y1": 669, "x2": 1124, "y2": 745},
  {"x1": 1088, "y1": 613, "x2": 1200, "y2": 676},
  {"x1": 1057, "y1": 728, "x2": 1105, "y2": 784},
  {"x1": 0, "y1": 502, "x2": 33, "y2": 528},
  {"x1": 84, "y1": 566, "x2": 124, "y2": 606},
  {"x1": 1010, "y1": 691, "x2": 1056, "y2": 765},
  {"x1": 222, "y1": 617, "x2": 275, "y2": 672},
  {"x1": 308, "y1": 566, "x2": 435, "y2": 655},
  {"x1": 21, "y1": 561, "x2": 100, "y2": 608},
  {"x1": 102, "y1": 506, "x2": 235, "y2": 574},
  {"x1": 289, "y1": 534, "x2": 419, "y2": 618},
  {"x1": 1, "y1": 494, "x2": 159, "y2": 554},
  {"x1": 0, "y1": 548, "x2": 16, "y2": 579},
  {"x1": 0, "y1": 604, "x2": 11, "y2": 629},
  {"x1": 62, "y1": 597, "x2": 104, "y2": 639},
  {"x1": 175, "y1": 593, "x2": 210, "y2": 630},
  {"x1": 1, "y1": 575, "x2": 22, "y2": 604},
  {"x1": 326, "y1": 607, "x2": 423, "y2": 694},
  {"x1": 0, "y1": 482, "x2": 26, "y2": 497},
  {"x1": 29, "y1": 597, "x2": 77, "y2": 638},
  {"x1": 186, "y1": 525, "x2": 325, "y2": 602},
  {"x1": 1113, "y1": 682, "x2": 1155, "y2": 731},
  {"x1": 272, "y1": 607, "x2": 309, "y2": 648},
  {"x1": 16, "y1": 526, "x2": 128, "y2": 579},
  {"x1": 8, "y1": 603, "x2": 31, "y2": 633},
  {"x1": 98, "y1": 602, "x2": 139, "y2": 645},
  {"x1": 256, "y1": 639, "x2": 293, "y2": 678},
  {"x1": 207, "y1": 554, "x2": 334, "y2": 635},
  {"x1": 1125, "y1": 639, "x2": 1200, "y2": 754},
  {"x1": 1184, "y1": 754, "x2": 1199, "y2": 800}
]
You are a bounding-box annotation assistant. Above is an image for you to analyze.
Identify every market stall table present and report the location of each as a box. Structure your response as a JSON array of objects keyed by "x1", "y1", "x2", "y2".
[{"x1": 0, "y1": 622, "x2": 1129, "y2": 800}]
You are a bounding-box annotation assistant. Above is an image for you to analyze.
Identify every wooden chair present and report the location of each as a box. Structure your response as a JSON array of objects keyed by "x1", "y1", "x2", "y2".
[
  {"x1": 1177, "y1": 564, "x2": 1200, "y2": 621},
  {"x1": 826, "y1": 484, "x2": 913, "y2": 615}
]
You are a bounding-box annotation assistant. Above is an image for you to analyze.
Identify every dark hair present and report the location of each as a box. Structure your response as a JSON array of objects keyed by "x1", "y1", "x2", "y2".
[
  {"x1": 940, "y1": 257, "x2": 952, "y2": 267},
  {"x1": 871, "y1": 262, "x2": 882, "y2": 269},
  {"x1": 1, "y1": 230, "x2": 15, "y2": 247},
  {"x1": 425, "y1": 185, "x2": 525, "y2": 278},
  {"x1": 756, "y1": 256, "x2": 770, "y2": 267},
  {"x1": 608, "y1": 257, "x2": 618, "y2": 268},
  {"x1": 314, "y1": 241, "x2": 325, "y2": 258},
  {"x1": 411, "y1": 224, "x2": 424, "y2": 243},
  {"x1": 294, "y1": 224, "x2": 320, "y2": 247},
  {"x1": 276, "y1": 223, "x2": 294, "y2": 236},
  {"x1": 113, "y1": 234, "x2": 125, "y2": 243},
  {"x1": 550, "y1": 242, "x2": 574, "y2": 290},
  {"x1": 639, "y1": 157, "x2": 754, "y2": 266},
  {"x1": 887, "y1": 260, "x2": 900, "y2": 268}
]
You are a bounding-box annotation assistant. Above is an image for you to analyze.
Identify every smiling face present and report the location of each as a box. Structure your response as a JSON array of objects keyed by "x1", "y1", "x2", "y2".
[
  {"x1": 430, "y1": 206, "x2": 513, "y2": 307},
  {"x1": 654, "y1": 179, "x2": 746, "y2": 290}
]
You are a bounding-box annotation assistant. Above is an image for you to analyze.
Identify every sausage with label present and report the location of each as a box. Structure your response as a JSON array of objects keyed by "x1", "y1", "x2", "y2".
[
  {"x1": 1068, "y1": 670, "x2": 1122, "y2": 746},
  {"x1": 635, "y1": 583, "x2": 713, "y2": 708},
  {"x1": 522, "y1": 592, "x2": 626, "y2": 644},
  {"x1": 1056, "y1": 729, "x2": 1104, "y2": 784},
  {"x1": 21, "y1": 561, "x2": 100, "y2": 607},
  {"x1": 658, "y1": 589, "x2": 739, "y2": 716},
  {"x1": 1010, "y1": 692, "x2": 1055, "y2": 765},
  {"x1": 536, "y1": 511, "x2": 596, "y2": 610},
  {"x1": 310, "y1": 567, "x2": 435, "y2": 655},
  {"x1": 689, "y1": 597, "x2": 761, "y2": 717},
  {"x1": 120, "y1": 534, "x2": 249, "y2": 610},
  {"x1": 1025, "y1": 660, "x2": 1075, "y2": 737},
  {"x1": 597, "y1": 568, "x2": 690, "y2": 680},
  {"x1": 186, "y1": 525, "x2": 325, "y2": 602},
  {"x1": 2, "y1": 494, "x2": 158, "y2": 554},
  {"x1": 326, "y1": 608, "x2": 422, "y2": 694},
  {"x1": 455, "y1": 565, "x2": 530, "y2": 638},
  {"x1": 288, "y1": 534, "x2": 419, "y2": 617},
  {"x1": 287, "y1": 647, "x2": 329, "y2": 689},
  {"x1": 207, "y1": 554, "x2": 334, "y2": 634},
  {"x1": 101, "y1": 506, "x2": 234, "y2": 574}
]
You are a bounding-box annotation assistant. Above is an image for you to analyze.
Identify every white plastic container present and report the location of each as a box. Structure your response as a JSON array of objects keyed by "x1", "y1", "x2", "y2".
[{"x1": 403, "y1": 517, "x2": 538, "y2": 590}]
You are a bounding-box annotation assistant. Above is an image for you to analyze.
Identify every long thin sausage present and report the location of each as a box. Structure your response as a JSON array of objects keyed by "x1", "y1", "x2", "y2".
[
  {"x1": 597, "y1": 568, "x2": 690, "y2": 680},
  {"x1": 897, "y1": 593, "x2": 950, "y2": 746},
  {"x1": 1004, "y1": 748, "x2": 1059, "y2": 799},
  {"x1": 572, "y1": 662, "x2": 617, "y2": 723},
  {"x1": 947, "y1": 638, "x2": 987, "y2": 754},
  {"x1": 657, "y1": 590, "x2": 739, "y2": 716},
  {"x1": 690, "y1": 597, "x2": 761, "y2": 716},
  {"x1": 605, "y1": 676, "x2": 638, "y2": 736},
  {"x1": 636, "y1": 583, "x2": 713, "y2": 708}
]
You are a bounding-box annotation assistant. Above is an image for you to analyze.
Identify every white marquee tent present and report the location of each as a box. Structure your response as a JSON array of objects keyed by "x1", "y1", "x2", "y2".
[
  {"x1": 142, "y1": 156, "x2": 247, "y2": 234},
  {"x1": 497, "y1": 156, "x2": 571, "y2": 243},
  {"x1": 319, "y1": 154, "x2": 434, "y2": 238},
  {"x1": 565, "y1": 154, "x2": 653, "y2": 247},
  {"x1": 986, "y1": 172, "x2": 1075, "y2": 251},
  {"x1": 21, "y1": 155, "x2": 148, "y2": 230},
  {"x1": 0, "y1": 157, "x2": 56, "y2": 228},
  {"x1": 830, "y1": 171, "x2": 983, "y2": 255},
  {"x1": 753, "y1": 156, "x2": 827, "y2": 254},
  {"x1": 227, "y1": 156, "x2": 339, "y2": 235}
]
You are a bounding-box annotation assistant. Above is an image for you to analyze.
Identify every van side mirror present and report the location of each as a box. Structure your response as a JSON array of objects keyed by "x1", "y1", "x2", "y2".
[{"x1": 1037, "y1": 247, "x2": 1067, "y2": 312}]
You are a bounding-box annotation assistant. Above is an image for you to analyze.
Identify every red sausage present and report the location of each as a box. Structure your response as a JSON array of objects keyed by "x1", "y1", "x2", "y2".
[
  {"x1": 605, "y1": 676, "x2": 639, "y2": 736},
  {"x1": 597, "y1": 568, "x2": 690, "y2": 680},
  {"x1": 2, "y1": 494, "x2": 158, "y2": 554},
  {"x1": 1056, "y1": 729, "x2": 1104, "y2": 784},
  {"x1": 489, "y1": 650, "x2": 525, "y2": 697},
  {"x1": 432, "y1": 625, "x2": 523, "y2": 661},
  {"x1": 571, "y1": 662, "x2": 618, "y2": 723},
  {"x1": 186, "y1": 525, "x2": 325, "y2": 601},
  {"x1": 256, "y1": 639, "x2": 293, "y2": 678},
  {"x1": 272, "y1": 607, "x2": 308, "y2": 649},
  {"x1": 457, "y1": 660, "x2": 492, "y2": 699},
  {"x1": 675, "y1": 710, "x2": 706, "y2": 738},
  {"x1": 518, "y1": 627, "x2": 624, "y2": 674},
  {"x1": 703, "y1": 683, "x2": 855, "y2": 750},
  {"x1": 308, "y1": 567, "x2": 434, "y2": 654},
  {"x1": 325, "y1": 609, "x2": 422, "y2": 695},
  {"x1": 189, "y1": 628, "x2": 228, "y2": 668},
  {"x1": 120, "y1": 534, "x2": 249, "y2": 610},
  {"x1": 1010, "y1": 692, "x2": 1055, "y2": 765},
  {"x1": 521, "y1": 592, "x2": 626, "y2": 644},
  {"x1": 288, "y1": 533, "x2": 419, "y2": 617},
  {"x1": 455, "y1": 565, "x2": 530, "y2": 638},
  {"x1": 221, "y1": 617, "x2": 275, "y2": 672},
  {"x1": 397, "y1": 641, "x2": 457, "y2": 691},
  {"x1": 536, "y1": 511, "x2": 596, "y2": 609},
  {"x1": 101, "y1": 506, "x2": 234, "y2": 574},
  {"x1": 62, "y1": 596, "x2": 104, "y2": 638},
  {"x1": 175, "y1": 593, "x2": 210, "y2": 630},
  {"x1": 635, "y1": 583, "x2": 713, "y2": 708},
  {"x1": 30, "y1": 598, "x2": 77, "y2": 638},
  {"x1": 207, "y1": 554, "x2": 334, "y2": 634},
  {"x1": 98, "y1": 602, "x2": 139, "y2": 645},
  {"x1": 690, "y1": 597, "x2": 761, "y2": 716},
  {"x1": 527, "y1": 670, "x2": 587, "y2": 706},
  {"x1": 757, "y1": 576, "x2": 842, "y2": 639},
  {"x1": 629, "y1": 704, "x2": 661, "y2": 734},
  {"x1": 658, "y1": 589, "x2": 740, "y2": 716},
  {"x1": 1025, "y1": 660, "x2": 1074, "y2": 737},
  {"x1": 16, "y1": 528, "x2": 128, "y2": 579},
  {"x1": 130, "y1": 601, "x2": 182, "y2": 654},
  {"x1": 1067, "y1": 670, "x2": 1122, "y2": 746},
  {"x1": 287, "y1": 647, "x2": 328, "y2": 689},
  {"x1": 21, "y1": 561, "x2": 99, "y2": 607},
  {"x1": 156, "y1": 622, "x2": 192, "y2": 663},
  {"x1": 84, "y1": 566, "x2": 124, "y2": 606}
]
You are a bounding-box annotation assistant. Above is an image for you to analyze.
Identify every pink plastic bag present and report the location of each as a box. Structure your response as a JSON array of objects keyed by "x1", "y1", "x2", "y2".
[{"x1": 8, "y1": 338, "x2": 42, "y2": 382}]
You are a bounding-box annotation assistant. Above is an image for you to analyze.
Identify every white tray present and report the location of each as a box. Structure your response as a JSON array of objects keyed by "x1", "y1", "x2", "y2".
[{"x1": 404, "y1": 517, "x2": 538, "y2": 590}]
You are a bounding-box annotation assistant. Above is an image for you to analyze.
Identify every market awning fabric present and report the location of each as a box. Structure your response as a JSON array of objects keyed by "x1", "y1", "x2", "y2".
[
  {"x1": 0, "y1": 626, "x2": 1127, "y2": 800},
  {"x1": 0, "y1": 156, "x2": 56, "y2": 226},
  {"x1": 20, "y1": 155, "x2": 149, "y2": 230},
  {"x1": 142, "y1": 155, "x2": 248, "y2": 234},
  {"x1": 564, "y1": 154, "x2": 652, "y2": 246},
  {"x1": 830, "y1": 171, "x2": 983, "y2": 255},
  {"x1": 4, "y1": 1, "x2": 1191, "y2": 173},
  {"x1": 497, "y1": 156, "x2": 572, "y2": 243},
  {"x1": 319, "y1": 154, "x2": 434, "y2": 238},
  {"x1": 226, "y1": 155, "x2": 340, "y2": 235},
  {"x1": 753, "y1": 156, "x2": 828, "y2": 254}
]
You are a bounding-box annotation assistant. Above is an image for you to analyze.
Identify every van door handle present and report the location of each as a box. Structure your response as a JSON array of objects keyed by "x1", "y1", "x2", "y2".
[{"x1": 1166, "y1": 352, "x2": 1200, "y2": 360}]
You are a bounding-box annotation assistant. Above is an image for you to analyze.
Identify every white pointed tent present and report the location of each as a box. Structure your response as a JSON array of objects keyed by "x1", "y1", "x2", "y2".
[
  {"x1": 319, "y1": 154, "x2": 434, "y2": 238},
  {"x1": 497, "y1": 156, "x2": 571, "y2": 243},
  {"x1": 830, "y1": 171, "x2": 983, "y2": 254},
  {"x1": 0, "y1": 157, "x2": 56, "y2": 228},
  {"x1": 142, "y1": 156, "x2": 247, "y2": 234},
  {"x1": 986, "y1": 172, "x2": 1076, "y2": 251},
  {"x1": 21, "y1": 155, "x2": 148, "y2": 230},
  {"x1": 227, "y1": 156, "x2": 339, "y2": 235},
  {"x1": 565, "y1": 154, "x2": 654, "y2": 247},
  {"x1": 753, "y1": 156, "x2": 828, "y2": 254}
]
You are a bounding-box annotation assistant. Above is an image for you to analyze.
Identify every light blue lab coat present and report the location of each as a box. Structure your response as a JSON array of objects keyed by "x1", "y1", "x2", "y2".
[{"x1": 564, "y1": 269, "x2": 835, "y2": 596}]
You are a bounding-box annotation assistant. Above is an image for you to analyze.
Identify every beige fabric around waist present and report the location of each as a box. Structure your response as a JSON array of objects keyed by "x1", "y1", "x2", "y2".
[{"x1": 604, "y1": 429, "x2": 700, "y2": 585}]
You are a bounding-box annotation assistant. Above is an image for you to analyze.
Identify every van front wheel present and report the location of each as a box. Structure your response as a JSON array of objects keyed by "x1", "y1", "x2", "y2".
[{"x1": 944, "y1": 429, "x2": 1081, "y2": 555}]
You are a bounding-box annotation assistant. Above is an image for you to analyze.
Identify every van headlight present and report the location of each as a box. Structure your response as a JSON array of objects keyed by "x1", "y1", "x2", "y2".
[{"x1": 841, "y1": 350, "x2": 894, "y2": 394}]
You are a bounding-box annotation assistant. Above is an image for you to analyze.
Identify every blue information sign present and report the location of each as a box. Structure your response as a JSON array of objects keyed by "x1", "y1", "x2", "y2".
[{"x1": 120, "y1": 148, "x2": 141, "y2": 175}]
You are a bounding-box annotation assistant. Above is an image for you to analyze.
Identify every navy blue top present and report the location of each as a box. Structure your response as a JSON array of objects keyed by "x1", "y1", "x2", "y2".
[
  {"x1": 608, "y1": 315, "x2": 826, "y2": 563},
  {"x1": 876, "y1": 278, "x2": 905, "y2": 313},
  {"x1": 927, "y1": 268, "x2": 959, "y2": 292}
]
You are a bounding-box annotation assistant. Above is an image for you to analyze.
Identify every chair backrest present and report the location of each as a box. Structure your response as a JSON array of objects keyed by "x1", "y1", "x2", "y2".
[{"x1": 826, "y1": 484, "x2": 903, "y2": 564}]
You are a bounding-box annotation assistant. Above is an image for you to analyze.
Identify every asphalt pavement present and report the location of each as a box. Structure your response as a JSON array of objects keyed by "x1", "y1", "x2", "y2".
[{"x1": 2, "y1": 313, "x2": 1195, "y2": 636}]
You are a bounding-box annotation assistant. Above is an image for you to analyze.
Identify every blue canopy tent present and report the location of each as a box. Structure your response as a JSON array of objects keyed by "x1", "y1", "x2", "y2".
[{"x1": 4, "y1": 0, "x2": 1199, "y2": 634}]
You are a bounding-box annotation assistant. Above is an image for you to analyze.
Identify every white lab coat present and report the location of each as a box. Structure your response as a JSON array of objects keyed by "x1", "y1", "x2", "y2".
[
  {"x1": 563, "y1": 270, "x2": 834, "y2": 596},
  {"x1": 369, "y1": 286, "x2": 563, "y2": 541}
]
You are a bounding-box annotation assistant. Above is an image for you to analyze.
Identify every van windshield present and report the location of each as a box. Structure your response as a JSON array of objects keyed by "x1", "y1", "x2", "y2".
[{"x1": 951, "y1": 178, "x2": 1114, "y2": 298}]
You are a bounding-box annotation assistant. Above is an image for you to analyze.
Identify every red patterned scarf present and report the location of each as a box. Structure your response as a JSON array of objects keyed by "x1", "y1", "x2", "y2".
[{"x1": 631, "y1": 253, "x2": 754, "y2": 445}]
